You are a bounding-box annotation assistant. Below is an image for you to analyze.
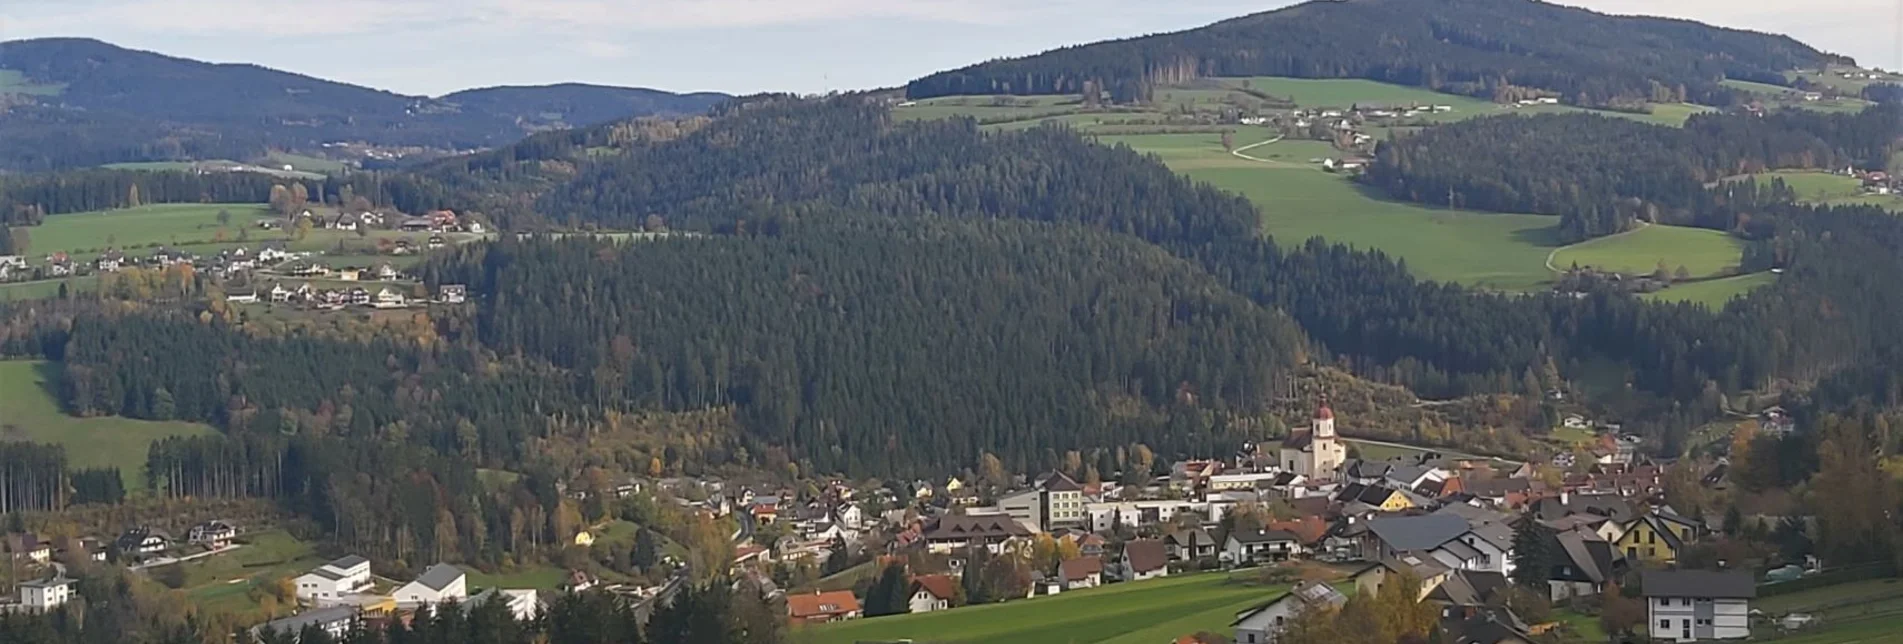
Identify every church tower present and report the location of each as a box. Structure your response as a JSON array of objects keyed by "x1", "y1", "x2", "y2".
[
  {"x1": 1310, "y1": 395, "x2": 1346, "y2": 479},
  {"x1": 1313, "y1": 396, "x2": 1336, "y2": 439}
]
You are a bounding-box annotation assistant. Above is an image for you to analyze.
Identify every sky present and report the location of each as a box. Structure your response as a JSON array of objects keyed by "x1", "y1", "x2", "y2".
[{"x1": 1, "y1": 0, "x2": 1898, "y2": 97}]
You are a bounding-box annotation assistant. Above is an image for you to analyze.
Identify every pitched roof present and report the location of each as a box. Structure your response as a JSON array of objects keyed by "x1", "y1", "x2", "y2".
[
  {"x1": 1552, "y1": 531, "x2": 1615, "y2": 583},
  {"x1": 1230, "y1": 529, "x2": 1300, "y2": 545},
  {"x1": 1282, "y1": 429, "x2": 1316, "y2": 451},
  {"x1": 1367, "y1": 514, "x2": 1471, "y2": 551},
  {"x1": 1060, "y1": 556, "x2": 1103, "y2": 582},
  {"x1": 924, "y1": 515, "x2": 1033, "y2": 540},
  {"x1": 1167, "y1": 528, "x2": 1215, "y2": 548},
  {"x1": 787, "y1": 590, "x2": 861, "y2": 618},
  {"x1": 411, "y1": 563, "x2": 465, "y2": 592},
  {"x1": 1642, "y1": 570, "x2": 1755, "y2": 599},
  {"x1": 1428, "y1": 570, "x2": 1510, "y2": 606},
  {"x1": 327, "y1": 555, "x2": 369, "y2": 570},
  {"x1": 1040, "y1": 471, "x2": 1082, "y2": 492},
  {"x1": 911, "y1": 574, "x2": 957, "y2": 600},
  {"x1": 1124, "y1": 539, "x2": 1168, "y2": 573},
  {"x1": 1266, "y1": 516, "x2": 1330, "y2": 545},
  {"x1": 257, "y1": 607, "x2": 357, "y2": 636},
  {"x1": 1232, "y1": 580, "x2": 1346, "y2": 626}
]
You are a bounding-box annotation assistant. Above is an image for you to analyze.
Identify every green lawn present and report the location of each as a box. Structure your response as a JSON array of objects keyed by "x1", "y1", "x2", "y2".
[
  {"x1": 0, "y1": 69, "x2": 65, "y2": 96},
  {"x1": 0, "y1": 276, "x2": 98, "y2": 301},
  {"x1": 264, "y1": 152, "x2": 349, "y2": 174},
  {"x1": 466, "y1": 565, "x2": 570, "y2": 591},
  {"x1": 0, "y1": 360, "x2": 218, "y2": 489},
  {"x1": 1774, "y1": 612, "x2": 1903, "y2": 644},
  {"x1": 798, "y1": 572, "x2": 1284, "y2": 644},
  {"x1": 894, "y1": 95, "x2": 1082, "y2": 123},
  {"x1": 102, "y1": 161, "x2": 218, "y2": 172},
  {"x1": 1216, "y1": 77, "x2": 1495, "y2": 117},
  {"x1": 178, "y1": 529, "x2": 325, "y2": 617},
  {"x1": 1549, "y1": 224, "x2": 1745, "y2": 279},
  {"x1": 1553, "y1": 609, "x2": 1608, "y2": 642},
  {"x1": 1761, "y1": 578, "x2": 1903, "y2": 615},
  {"x1": 1727, "y1": 171, "x2": 1864, "y2": 202},
  {"x1": 20, "y1": 203, "x2": 277, "y2": 257},
  {"x1": 1641, "y1": 272, "x2": 1777, "y2": 308}
]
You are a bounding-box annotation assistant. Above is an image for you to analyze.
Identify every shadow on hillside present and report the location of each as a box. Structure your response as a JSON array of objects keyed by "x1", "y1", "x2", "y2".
[{"x1": 30, "y1": 360, "x2": 72, "y2": 416}]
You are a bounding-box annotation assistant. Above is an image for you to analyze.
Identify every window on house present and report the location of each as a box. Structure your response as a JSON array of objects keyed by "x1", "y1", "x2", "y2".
[{"x1": 1659, "y1": 619, "x2": 1670, "y2": 629}]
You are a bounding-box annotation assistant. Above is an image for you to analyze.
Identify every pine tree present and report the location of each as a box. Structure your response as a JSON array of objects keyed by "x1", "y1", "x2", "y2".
[
  {"x1": 865, "y1": 561, "x2": 911, "y2": 617},
  {"x1": 1510, "y1": 513, "x2": 1556, "y2": 589}
]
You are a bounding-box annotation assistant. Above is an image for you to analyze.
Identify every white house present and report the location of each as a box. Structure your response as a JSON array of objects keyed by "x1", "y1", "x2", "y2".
[
  {"x1": 907, "y1": 575, "x2": 957, "y2": 613},
  {"x1": 1120, "y1": 539, "x2": 1170, "y2": 582},
  {"x1": 295, "y1": 555, "x2": 373, "y2": 604},
  {"x1": 1644, "y1": 570, "x2": 1754, "y2": 642},
  {"x1": 395, "y1": 563, "x2": 468, "y2": 607},
  {"x1": 115, "y1": 526, "x2": 170, "y2": 556},
  {"x1": 1232, "y1": 581, "x2": 1346, "y2": 644},
  {"x1": 254, "y1": 606, "x2": 357, "y2": 642},
  {"x1": 188, "y1": 520, "x2": 237, "y2": 549},
  {"x1": 1225, "y1": 529, "x2": 1303, "y2": 564},
  {"x1": 18, "y1": 577, "x2": 75, "y2": 611}
]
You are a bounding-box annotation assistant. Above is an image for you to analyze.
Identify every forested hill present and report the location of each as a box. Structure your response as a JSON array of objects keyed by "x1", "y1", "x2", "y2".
[
  {"x1": 0, "y1": 38, "x2": 728, "y2": 171},
  {"x1": 906, "y1": 0, "x2": 1837, "y2": 107}
]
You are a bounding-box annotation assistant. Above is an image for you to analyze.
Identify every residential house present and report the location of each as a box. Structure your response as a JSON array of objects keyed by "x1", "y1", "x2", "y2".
[
  {"x1": 439, "y1": 284, "x2": 468, "y2": 304},
  {"x1": 348, "y1": 288, "x2": 371, "y2": 306},
  {"x1": 787, "y1": 590, "x2": 861, "y2": 624},
  {"x1": 921, "y1": 515, "x2": 1032, "y2": 555},
  {"x1": 253, "y1": 607, "x2": 358, "y2": 642},
  {"x1": 6, "y1": 533, "x2": 50, "y2": 563},
  {"x1": 907, "y1": 575, "x2": 957, "y2": 613},
  {"x1": 270, "y1": 284, "x2": 294, "y2": 302},
  {"x1": 294, "y1": 555, "x2": 373, "y2": 604},
  {"x1": 1165, "y1": 527, "x2": 1218, "y2": 562},
  {"x1": 18, "y1": 577, "x2": 74, "y2": 611},
  {"x1": 54, "y1": 536, "x2": 107, "y2": 563},
  {"x1": 227, "y1": 291, "x2": 260, "y2": 304},
  {"x1": 1643, "y1": 570, "x2": 1754, "y2": 641},
  {"x1": 1231, "y1": 581, "x2": 1347, "y2": 644},
  {"x1": 1546, "y1": 529, "x2": 1621, "y2": 601},
  {"x1": 1060, "y1": 556, "x2": 1103, "y2": 590},
  {"x1": 1335, "y1": 482, "x2": 1414, "y2": 513},
  {"x1": 374, "y1": 288, "x2": 406, "y2": 308},
  {"x1": 427, "y1": 235, "x2": 447, "y2": 250},
  {"x1": 1120, "y1": 539, "x2": 1170, "y2": 582},
  {"x1": 1362, "y1": 514, "x2": 1511, "y2": 575},
  {"x1": 465, "y1": 589, "x2": 540, "y2": 621},
  {"x1": 115, "y1": 526, "x2": 170, "y2": 556},
  {"x1": 1440, "y1": 604, "x2": 1535, "y2": 644},
  {"x1": 376, "y1": 264, "x2": 400, "y2": 281},
  {"x1": 1616, "y1": 513, "x2": 1699, "y2": 564},
  {"x1": 1224, "y1": 529, "x2": 1302, "y2": 564},
  {"x1": 188, "y1": 520, "x2": 237, "y2": 549},
  {"x1": 1426, "y1": 569, "x2": 1511, "y2": 608},
  {"x1": 395, "y1": 563, "x2": 468, "y2": 607},
  {"x1": 95, "y1": 252, "x2": 124, "y2": 273},
  {"x1": 1352, "y1": 553, "x2": 1453, "y2": 601}
]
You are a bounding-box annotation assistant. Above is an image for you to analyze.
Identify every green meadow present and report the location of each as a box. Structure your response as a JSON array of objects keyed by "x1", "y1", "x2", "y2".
[
  {"x1": 1724, "y1": 171, "x2": 1903, "y2": 213},
  {"x1": 1550, "y1": 225, "x2": 1745, "y2": 279},
  {"x1": 20, "y1": 203, "x2": 276, "y2": 258},
  {"x1": 0, "y1": 360, "x2": 218, "y2": 488},
  {"x1": 0, "y1": 69, "x2": 65, "y2": 96},
  {"x1": 798, "y1": 572, "x2": 1285, "y2": 644},
  {"x1": 1642, "y1": 272, "x2": 1778, "y2": 309}
]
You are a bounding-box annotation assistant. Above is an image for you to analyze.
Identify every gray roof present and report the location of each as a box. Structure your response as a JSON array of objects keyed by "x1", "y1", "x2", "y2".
[
  {"x1": 1430, "y1": 570, "x2": 1510, "y2": 606},
  {"x1": 1233, "y1": 581, "x2": 1345, "y2": 625},
  {"x1": 1367, "y1": 514, "x2": 1471, "y2": 551},
  {"x1": 257, "y1": 607, "x2": 357, "y2": 635},
  {"x1": 18, "y1": 577, "x2": 74, "y2": 589},
  {"x1": 1642, "y1": 570, "x2": 1756, "y2": 599},
  {"x1": 412, "y1": 563, "x2": 466, "y2": 591},
  {"x1": 328, "y1": 555, "x2": 369, "y2": 569},
  {"x1": 1230, "y1": 529, "x2": 1300, "y2": 545}
]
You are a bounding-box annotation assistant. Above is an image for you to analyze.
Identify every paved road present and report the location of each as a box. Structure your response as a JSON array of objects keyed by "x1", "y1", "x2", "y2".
[{"x1": 130, "y1": 544, "x2": 243, "y2": 571}]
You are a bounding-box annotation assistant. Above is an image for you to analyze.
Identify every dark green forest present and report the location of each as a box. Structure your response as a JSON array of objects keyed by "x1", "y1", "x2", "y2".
[{"x1": 904, "y1": 0, "x2": 1834, "y2": 107}]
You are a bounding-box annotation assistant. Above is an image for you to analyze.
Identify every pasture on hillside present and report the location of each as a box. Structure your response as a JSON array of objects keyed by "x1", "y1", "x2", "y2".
[
  {"x1": 797, "y1": 572, "x2": 1287, "y2": 644},
  {"x1": 178, "y1": 529, "x2": 326, "y2": 617},
  {"x1": 0, "y1": 69, "x2": 65, "y2": 96},
  {"x1": 1641, "y1": 272, "x2": 1777, "y2": 309},
  {"x1": 0, "y1": 359, "x2": 218, "y2": 489},
  {"x1": 1726, "y1": 171, "x2": 1864, "y2": 202},
  {"x1": 1549, "y1": 224, "x2": 1745, "y2": 279},
  {"x1": 23, "y1": 203, "x2": 276, "y2": 258},
  {"x1": 0, "y1": 276, "x2": 97, "y2": 301}
]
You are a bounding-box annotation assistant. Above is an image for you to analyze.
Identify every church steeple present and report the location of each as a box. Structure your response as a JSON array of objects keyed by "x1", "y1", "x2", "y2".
[{"x1": 1313, "y1": 395, "x2": 1336, "y2": 439}]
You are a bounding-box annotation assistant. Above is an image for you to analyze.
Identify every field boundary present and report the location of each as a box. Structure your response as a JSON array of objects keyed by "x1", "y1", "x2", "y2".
[{"x1": 1545, "y1": 221, "x2": 1653, "y2": 273}]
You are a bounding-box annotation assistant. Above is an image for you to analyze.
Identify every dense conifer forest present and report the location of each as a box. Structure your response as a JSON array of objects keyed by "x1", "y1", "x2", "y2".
[{"x1": 904, "y1": 0, "x2": 1834, "y2": 107}]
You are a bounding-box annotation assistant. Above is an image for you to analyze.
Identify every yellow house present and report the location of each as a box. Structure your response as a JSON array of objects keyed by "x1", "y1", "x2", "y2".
[
  {"x1": 1342, "y1": 482, "x2": 1414, "y2": 512},
  {"x1": 574, "y1": 531, "x2": 595, "y2": 547},
  {"x1": 1615, "y1": 515, "x2": 1697, "y2": 563}
]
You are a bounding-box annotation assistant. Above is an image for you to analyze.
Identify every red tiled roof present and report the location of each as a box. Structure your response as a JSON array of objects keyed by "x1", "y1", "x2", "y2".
[
  {"x1": 1124, "y1": 539, "x2": 1168, "y2": 573},
  {"x1": 1061, "y1": 556, "x2": 1103, "y2": 582},
  {"x1": 786, "y1": 590, "x2": 861, "y2": 620}
]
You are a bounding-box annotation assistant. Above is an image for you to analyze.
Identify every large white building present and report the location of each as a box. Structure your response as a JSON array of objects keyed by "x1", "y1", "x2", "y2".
[
  {"x1": 1279, "y1": 400, "x2": 1347, "y2": 481},
  {"x1": 1643, "y1": 570, "x2": 1754, "y2": 642},
  {"x1": 295, "y1": 555, "x2": 373, "y2": 604},
  {"x1": 18, "y1": 577, "x2": 74, "y2": 611},
  {"x1": 395, "y1": 563, "x2": 468, "y2": 607}
]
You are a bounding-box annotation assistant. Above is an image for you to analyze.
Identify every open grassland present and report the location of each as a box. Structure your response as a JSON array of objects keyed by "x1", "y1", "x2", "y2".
[
  {"x1": 1724, "y1": 78, "x2": 1876, "y2": 114},
  {"x1": 798, "y1": 572, "x2": 1285, "y2": 644},
  {"x1": 0, "y1": 360, "x2": 217, "y2": 488},
  {"x1": 1727, "y1": 171, "x2": 1864, "y2": 202},
  {"x1": 264, "y1": 152, "x2": 349, "y2": 174},
  {"x1": 1641, "y1": 272, "x2": 1777, "y2": 309},
  {"x1": 25, "y1": 203, "x2": 275, "y2": 257},
  {"x1": 0, "y1": 276, "x2": 98, "y2": 301},
  {"x1": 1549, "y1": 225, "x2": 1744, "y2": 279},
  {"x1": 466, "y1": 565, "x2": 571, "y2": 591},
  {"x1": 0, "y1": 69, "x2": 65, "y2": 96},
  {"x1": 179, "y1": 529, "x2": 325, "y2": 617},
  {"x1": 1757, "y1": 578, "x2": 1903, "y2": 644},
  {"x1": 893, "y1": 95, "x2": 1082, "y2": 123}
]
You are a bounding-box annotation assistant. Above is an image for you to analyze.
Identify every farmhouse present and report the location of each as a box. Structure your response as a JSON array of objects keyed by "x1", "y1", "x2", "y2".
[
  {"x1": 295, "y1": 555, "x2": 373, "y2": 604},
  {"x1": 1060, "y1": 556, "x2": 1103, "y2": 590},
  {"x1": 787, "y1": 589, "x2": 861, "y2": 624},
  {"x1": 1119, "y1": 539, "x2": 1170, "y2": 581},
  {"x1": 6, "y1": 533, "x2": 50, "y2": 563},
  {"x1": 115, "y1": 526, "x2": 170, "y2": 556},
  {"x1": 394, "y1": 563, "x2": 468, "y2": 607},
  {"x1": 17, "y1": 577, "x2": 74, "y2": 611},
  {"x1": 1643, "y1": 570, "x2": 1753, "y2": 641},
  {"x1": 188, "y1": 520, "x2": 237, "y2": 549},
  {"x1": 921, "y1": 514, "x2": 1032, "y2": 554},
  {"x1": 1224, "y1": 529, "x2": 1303, "y2": 564}
]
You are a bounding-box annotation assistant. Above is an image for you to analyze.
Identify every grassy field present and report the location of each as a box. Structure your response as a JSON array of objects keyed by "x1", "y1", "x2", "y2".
[
  {"x1": 0, "y1": 69, "x2": 65, "y2": 96},
  {"x1": 1723, "y1": 79, "x2": 1876, "y2": 114},
  {"x1": 0, "y1": 360, "x2": 217, "y2": 488},
  {"x1": 1756, "y1": 578, "x2": 1903, "y2": 644},
  {"x1": 178, "y1": 529, "x2": 326, "y2": 616},
  {"x1": 894, "y1": 95, "x2": 1082, "y2": 123},
  {"x1": 0, "y1": 276, "x2": 98, "y2": 301},
  {"x1": 1728, "y1": 171, "x2": 1864, "y2": 202},
  {"x1": 1642, "y1": 272, "x2": 1778, "y2": 308},
  {"x1": 797, "y1": 572, "x2": 1285, "y2": 644},
  {"x1": 264, "y1": 152, "x2": 349, "y2": 174},
  {"x1": 466, "y1": 565, "x2": 571, "y2": 591},
  {"x1": 1549, "y1": 224, "x2": 1744, "y2": 279},
  {"x1": 22, "y1": 203, "x2": 276, "y2": 257}
]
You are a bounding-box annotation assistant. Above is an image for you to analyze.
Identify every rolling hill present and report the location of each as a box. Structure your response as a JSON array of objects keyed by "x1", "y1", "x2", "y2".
[
  {"x1": 907, "y1": 0, "x2": 1840, "y2": 108},
  {"x1": 0, "y1": 38, "x2": 729, "y2": 171}
]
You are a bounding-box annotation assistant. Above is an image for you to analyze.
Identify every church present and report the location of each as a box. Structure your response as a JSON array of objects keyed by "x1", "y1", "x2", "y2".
[{"x1": 1279, "y1": 399, "x2": 1347, "y2": 480}]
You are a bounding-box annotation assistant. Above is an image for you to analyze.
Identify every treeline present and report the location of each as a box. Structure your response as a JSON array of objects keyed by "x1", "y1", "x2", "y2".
[
  {"x1": 1364, "y1": 105, "x2": 1902, "y2": 240},
  {"x1": 424, "y1": 216, "x2": 1306, "y2": 476},
  {"x1": 904, "y1": 0, "x2": 1831, "y2": 107}
]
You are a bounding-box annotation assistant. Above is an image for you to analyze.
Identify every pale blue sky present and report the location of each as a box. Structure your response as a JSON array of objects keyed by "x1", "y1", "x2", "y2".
[{"x1": 1, "y1": 0, "x2": 1895, "y2": 97}]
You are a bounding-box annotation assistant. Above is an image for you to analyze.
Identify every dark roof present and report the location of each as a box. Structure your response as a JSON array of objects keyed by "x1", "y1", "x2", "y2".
[
  {"x1": 1550, "y1": 531, "x2": 1614, "y2": 583},
  {"x1": 256, "y1": 607, "x2": 357, "y2": 636},
  {"x1": 1283, "y1": 429, "x2": 1315, "y2": 451},
  {"x1": 328, "y1": 555, "x2": 369, "y2": 569},
  {"x1": 1531, "y1": 494, "x2": 1633, "y2": 523},
  {"x1": 1429, "y1": 570, "x2": 1510, "y2": 606},
  {"x1": 1337, "y1": 482, "x2": 1401, "y2": 505},
  {"x1": 1441, "y1": 605, "x2": 1533, "y2": 644},
  {"x1": 1124, "y1": 539, "x2": 1168, "y2": 573},
  {"x1": 1060, "y1": 556, "x2": 1103, "y2": 582},
  {"x1": 1230, "y1": 529, "x2": 1300, "y2": 545},
  {"x1": 1366, "y1": 514, "x2": 1470, "y2": 551},
  {"x1": 911, "y1": 574, "x2": 958, "y2": 599},
  {"x1": 1641, "y1": 570, "x2": 1756, "y2": 599},
  {"x1": 411, "y1": 563, "x2": 465, "y2": 591},
  {"x1": 924, "y1": 515, "x2": 1032, "y2": 540},
  {"x1": 1040, "y1": 471, "x2": 1082, "y2": 492}
]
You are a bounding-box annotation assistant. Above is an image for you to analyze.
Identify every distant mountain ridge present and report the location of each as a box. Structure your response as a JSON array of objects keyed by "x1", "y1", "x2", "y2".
[
  {"x1": 907, "y1": 0, "x2": 1842, "y2": 107},
  {"x1": 0, "y1": 38, "x2": 729, "y2": 171}
]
